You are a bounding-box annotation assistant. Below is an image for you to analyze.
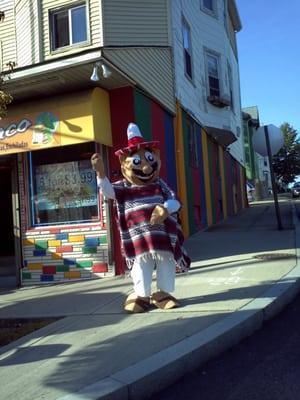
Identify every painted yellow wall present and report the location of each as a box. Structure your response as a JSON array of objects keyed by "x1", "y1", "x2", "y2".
[
  {"x1": 219, "y1": 146, "x2": 228, "y2": 219},
  {"x1": 201, "y1": 130, "x2": 213, "y2": 226}
]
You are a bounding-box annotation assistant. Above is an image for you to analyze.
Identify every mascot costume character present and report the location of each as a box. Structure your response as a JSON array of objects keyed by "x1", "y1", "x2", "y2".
[{"x1": 91, "y1": 123, "x2": 190, "y2": 313}]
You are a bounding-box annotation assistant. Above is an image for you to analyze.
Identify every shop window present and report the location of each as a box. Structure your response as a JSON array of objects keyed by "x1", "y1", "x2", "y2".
[
  {"x1": 28, "y1": 142, "x2": 100, "y2": 226},
  {"x1": 50, "y1": 3, "x2": 88, "y2": 51}
]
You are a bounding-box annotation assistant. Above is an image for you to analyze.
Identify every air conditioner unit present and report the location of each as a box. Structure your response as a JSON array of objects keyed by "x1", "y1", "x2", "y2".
[{"x1": 207, "y1": 94, "x2": 231, "y2": 108}]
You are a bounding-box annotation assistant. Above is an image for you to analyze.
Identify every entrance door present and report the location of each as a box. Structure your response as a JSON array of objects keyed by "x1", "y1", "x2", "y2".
[{"x1": 0, "y1": 156, "x2": 19, "y2": 288}]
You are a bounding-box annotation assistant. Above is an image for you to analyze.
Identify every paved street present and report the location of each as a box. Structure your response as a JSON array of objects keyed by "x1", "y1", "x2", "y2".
[{"x1": 150, "y1": 285, "x2": 300, "y2": 400}]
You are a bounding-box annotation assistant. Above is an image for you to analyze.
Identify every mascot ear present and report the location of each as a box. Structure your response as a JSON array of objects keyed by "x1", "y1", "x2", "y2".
[
  {"x1": 153, "y1": 148, "x2": 160, "y2": 158},
  {"x1": 119, "y1": 154, "x2": 127, "y2": 163}
]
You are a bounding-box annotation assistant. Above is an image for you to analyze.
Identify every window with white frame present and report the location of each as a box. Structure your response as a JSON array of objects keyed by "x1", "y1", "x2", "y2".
[
  {"x1": 201, "y1": 0, "x2": 217, "y2": 16},
  {"x1": 206, "y1": 52, "x2": 221, "y2": 97},
  {"x1": 50, "y1": 3, "x2": 88, "y2": 51},
  {"x1": 182, "y1": 17, "x2": 193, "y2": 80}
]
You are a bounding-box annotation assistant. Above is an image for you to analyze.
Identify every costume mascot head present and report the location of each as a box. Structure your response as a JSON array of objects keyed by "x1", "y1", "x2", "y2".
[{"x1": 91, "y1": 123, "x2": 190, "y2": 313}]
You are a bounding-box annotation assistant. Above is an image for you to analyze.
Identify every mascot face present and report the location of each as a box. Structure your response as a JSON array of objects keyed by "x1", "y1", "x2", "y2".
[{"x1": 120, "y1": 147, "x2": 161, "y2": 185}]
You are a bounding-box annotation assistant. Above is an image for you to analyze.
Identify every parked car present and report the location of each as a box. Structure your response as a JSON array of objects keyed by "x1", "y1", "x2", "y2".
[
  {"x1": 291, "y1": 182, "x2": 300, "y2": 198},
  {"x1": 246, "y1": 182, "x2": 256, "y2": 202}
]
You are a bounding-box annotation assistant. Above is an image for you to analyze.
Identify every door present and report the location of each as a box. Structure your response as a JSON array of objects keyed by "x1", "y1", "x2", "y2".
[{"x1": 0, "y1": 155, "x2": 21, "y2": 288}]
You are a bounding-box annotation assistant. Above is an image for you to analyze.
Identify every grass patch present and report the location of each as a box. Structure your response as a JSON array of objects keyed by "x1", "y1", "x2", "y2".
[{"x1": 0, "y1": 318, "x2": 60, "y2": 347}]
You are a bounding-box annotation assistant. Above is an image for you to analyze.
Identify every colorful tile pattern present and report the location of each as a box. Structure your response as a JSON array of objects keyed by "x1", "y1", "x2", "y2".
[{"x1": 21, "y1": 227, "x2": 111, "y2": 286}]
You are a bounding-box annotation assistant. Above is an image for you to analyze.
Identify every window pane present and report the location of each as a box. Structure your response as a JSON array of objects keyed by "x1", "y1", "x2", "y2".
[
  {"x1": 71, "y1": 6, "x2": 87, "y2": 44},
  {"x1": 207, "y1": 55, "x2": 218, "y2": 77},
  {"x1": 30, "y1": 143, "x2": 99, "y2": 226},
  {"x1": 209, "y1": 76, "x2": 220, "y2": 96},
  {"x1": 203, "y1": 0, "x2": 214, "y2": 11},
  {"x1": 182, "y1": 24, "x2": 190, "y2": 50},
  {"x1": 53, "y1": 11, "x2": 69, "y2": 49},
  {"x1": 185, "y1": 50, "x2": 193, "y2": 78}
]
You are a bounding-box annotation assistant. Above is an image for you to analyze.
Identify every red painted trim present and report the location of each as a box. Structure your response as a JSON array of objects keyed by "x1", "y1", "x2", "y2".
[
  {"x1": 56, "y1": 245, "x2": 73, "y2": 253},
  {"x1": 151, "y1": 102, "x2": 167, "y2": 180},
  {"x1": 92, "y1": 263, "x2": 108, "y2": 273},
  {"x1": 43, "y1": 266, "x2": 56, "y2": 274},
  {"x1": 109, "y1": 87, "x2": 135, "y2": 275}
]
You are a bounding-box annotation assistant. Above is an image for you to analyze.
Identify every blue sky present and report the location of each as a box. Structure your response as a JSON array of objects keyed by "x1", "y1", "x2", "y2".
[{"x1": 236, "y1": 0, "x2": 300, "y2": 133}]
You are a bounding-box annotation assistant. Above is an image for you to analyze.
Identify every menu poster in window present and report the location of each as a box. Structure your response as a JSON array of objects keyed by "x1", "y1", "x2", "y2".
[{"x1": 35, "y1": 160, "x2": 97, "y2": 210}]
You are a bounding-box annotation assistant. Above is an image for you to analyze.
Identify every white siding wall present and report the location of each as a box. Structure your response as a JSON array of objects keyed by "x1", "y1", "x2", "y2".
[
  {"x1": 15, "y1": 0, "x2": 40, "y2": 67},
  {"x1": 42, "y1": 0, "x2": 103, "y2": 60},
  {"x1": 103, "y1": 47, "x2": 175, "y2": 113},
  {"x1": 170, "y1": 0, "x2": 244, "y2": 164},
  {"x1": 0, "y1": 0, "x2": 17, "y2": 72},
  {"x1": 102, "y1": 0, "x2": 169, "y2": 46}
]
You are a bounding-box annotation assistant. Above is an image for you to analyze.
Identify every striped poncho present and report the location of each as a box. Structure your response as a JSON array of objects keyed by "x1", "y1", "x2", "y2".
[{"x1": 112, "y1": 178, "x2": 190, "y2": 271}]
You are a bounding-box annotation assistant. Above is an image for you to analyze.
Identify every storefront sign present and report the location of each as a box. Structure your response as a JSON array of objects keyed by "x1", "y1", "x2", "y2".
[
  {"x1": 0, "y1": 88, "x2": 112, "y2": 156},
  {"x1": 0, "y1": 111, "x2": 60, "y2": 154}
]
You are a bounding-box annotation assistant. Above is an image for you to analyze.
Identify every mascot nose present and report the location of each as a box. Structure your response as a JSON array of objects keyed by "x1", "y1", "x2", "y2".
[{"x1": 142, "y1": 164, "x2": 152, "y2": 174}]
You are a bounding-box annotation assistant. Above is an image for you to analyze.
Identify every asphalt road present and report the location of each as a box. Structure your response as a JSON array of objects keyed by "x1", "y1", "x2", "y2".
[{"x1": 150, "y1": 290, "x2": 300, "y2": 400}]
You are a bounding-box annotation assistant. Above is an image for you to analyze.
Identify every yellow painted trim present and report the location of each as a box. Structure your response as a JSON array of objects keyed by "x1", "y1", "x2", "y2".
[
  {"x1": 202, "y1": 130, "x2": 213, "y2": 226},
  {"x1": 69, "y1": 235, "x2": 85, "y2": 242},
  {"x1": 174, "y1": 101, "x2": 189, "y2": 237},
  {"x1": 48, "y1": 240, "x2": 61, "y2": 247},
  {"x1": 52, "y1": 253, "x2": 62, "y2": 260},
  {"x1": 64, "y1": 271, "x2": 81, "y2": 279},
  {"x1": 240, "y1": 165, "x2": 247, "y2": 208},
  {"x1": 219, "y1": 146, "x2": 228, "y2": 219},
  {"x1": 27, "y1": 263, "x2": 43, "y2": 270},
  {"x1": 92, "y1": 88, "x2": 113, "y2": 146},
  {"x1": 23, "y1": 239, "x2": 35, "y2": 246}
]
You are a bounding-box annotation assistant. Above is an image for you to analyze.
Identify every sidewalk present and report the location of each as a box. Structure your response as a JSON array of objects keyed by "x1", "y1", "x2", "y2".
[{"x1": 0, "y1": 199, "x2": 299, "y2": 400}]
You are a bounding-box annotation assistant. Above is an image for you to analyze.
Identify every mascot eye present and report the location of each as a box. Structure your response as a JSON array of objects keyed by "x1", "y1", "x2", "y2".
[
  {"x1": 145, "y1": 151, "x2": 155, "y2": 163},
  {"x1": 132, "y1": 154, "x2": 141, "y2": 166}
]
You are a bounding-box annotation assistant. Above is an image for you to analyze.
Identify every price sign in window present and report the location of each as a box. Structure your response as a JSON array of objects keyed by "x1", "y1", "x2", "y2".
[{"x1": 29, "y1": 143, "x2": 100, "y2": 225}]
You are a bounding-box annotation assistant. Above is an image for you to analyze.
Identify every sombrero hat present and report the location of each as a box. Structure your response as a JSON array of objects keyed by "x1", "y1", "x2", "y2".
[{"x1": 115, "y1": 123, "x2": 159, "y2": 157}]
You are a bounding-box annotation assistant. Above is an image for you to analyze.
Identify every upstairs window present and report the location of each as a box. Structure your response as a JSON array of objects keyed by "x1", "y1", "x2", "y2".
[
  {"x1": 182, "y1": 17, "x2": 193, "y2": 80},
  {"x1": 50, "y1": 4, "x2": 87, "y2": 51},
  {"x1": 227, "y1": 62, "x2": 234, "y2": 110},
  {"x1": 206, "y1": 52, "x2": 220, "y2": 97},
  {"x1": 201, "y1": 0, "x2": 217, "y2": 17}
]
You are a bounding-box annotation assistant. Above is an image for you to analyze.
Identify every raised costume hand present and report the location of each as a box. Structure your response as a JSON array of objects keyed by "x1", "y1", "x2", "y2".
[
  {"x1": 91, "y1": 153, "x2": 105, "y2": 178},
  {"x1": 150, "y1": 204, "x2": 169, "y2": 225}
]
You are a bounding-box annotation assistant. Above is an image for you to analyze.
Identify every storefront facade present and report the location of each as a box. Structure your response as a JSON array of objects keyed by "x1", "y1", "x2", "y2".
[{"x1": 0, "y1": 88, "x2": 114, "y2": 286}]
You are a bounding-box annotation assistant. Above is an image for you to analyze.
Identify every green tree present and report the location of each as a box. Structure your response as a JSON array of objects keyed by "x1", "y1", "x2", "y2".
[
  {"x1": 272, "y1": 122, "x2": 300, "y2": 184},
  {"x1": 0, "y1": 74, "x2": 12, "y2": 119},
  {"x1": 0, "y1": 12, "x2": 13, "y2": 119}
]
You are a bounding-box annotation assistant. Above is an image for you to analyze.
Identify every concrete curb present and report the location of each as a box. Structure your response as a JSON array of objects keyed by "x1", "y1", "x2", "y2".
[{"x1": 57, "y1": 205, "x2": 300, "y2": 400}]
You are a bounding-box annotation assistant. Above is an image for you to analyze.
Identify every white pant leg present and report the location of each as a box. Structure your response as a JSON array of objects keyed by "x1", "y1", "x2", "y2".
[
  {"x1": 131, "y1": 257, "x2": 155, "y2": 297},
  {"x1": 155, "y1": 254, "x2": 176, "y2": 293}
]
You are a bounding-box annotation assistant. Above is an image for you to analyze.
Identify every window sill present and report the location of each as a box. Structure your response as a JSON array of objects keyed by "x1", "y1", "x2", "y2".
[
  {"x1": 50, "y1": 40, "x2": 91, "y2": 56},
  {"x1": 207, "y1": 95, "x2": 231, "y2": 108}
]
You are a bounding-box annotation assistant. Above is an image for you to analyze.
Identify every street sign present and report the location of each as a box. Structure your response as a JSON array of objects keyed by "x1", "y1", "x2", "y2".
[{"x1": 252, "y1": 124, "x2": 284, "y2": 156}]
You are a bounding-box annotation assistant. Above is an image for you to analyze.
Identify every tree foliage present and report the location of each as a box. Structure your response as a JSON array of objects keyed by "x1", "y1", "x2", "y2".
[
  {"x1": 0, "y1": 74, "x2": 12, "y2": 119},
  {"x1": 272, "y1": 122, "x2": 300, "y2": 184}
]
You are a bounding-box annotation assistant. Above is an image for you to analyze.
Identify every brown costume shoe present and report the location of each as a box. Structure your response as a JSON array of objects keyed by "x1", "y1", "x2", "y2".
[
  {"x1": 124, "y1": 293, "x2": 151, "y2": 313},
  {"x1": 151, "y1": 291, "x2": 179, "y2": 310}
]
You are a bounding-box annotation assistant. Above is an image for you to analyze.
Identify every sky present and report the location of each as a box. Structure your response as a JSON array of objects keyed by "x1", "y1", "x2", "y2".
[{"x1": 236, "y1": 0, "x2": 300, "y2": 133}]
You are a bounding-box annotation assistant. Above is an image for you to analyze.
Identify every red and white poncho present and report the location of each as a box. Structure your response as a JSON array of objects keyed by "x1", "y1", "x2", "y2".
[{"x1": 112, "y1": 178, "x2": 190, "y2": 271}]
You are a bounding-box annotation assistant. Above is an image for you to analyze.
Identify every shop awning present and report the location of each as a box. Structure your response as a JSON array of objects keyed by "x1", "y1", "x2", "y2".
[{"x1": 0, "y1": 88, "x2": 112, "y2": 156}]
